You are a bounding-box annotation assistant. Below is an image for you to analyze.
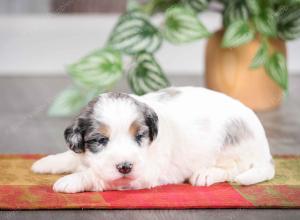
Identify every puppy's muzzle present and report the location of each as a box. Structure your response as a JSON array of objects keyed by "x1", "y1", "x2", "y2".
[{"x1": 116, "y1": 162, "x2": 133, "y2": 174}]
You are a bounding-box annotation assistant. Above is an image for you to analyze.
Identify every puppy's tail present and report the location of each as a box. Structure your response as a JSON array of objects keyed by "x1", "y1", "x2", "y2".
[{"x1": 234, "y1": 161, "x2": 275, "y2": 185}]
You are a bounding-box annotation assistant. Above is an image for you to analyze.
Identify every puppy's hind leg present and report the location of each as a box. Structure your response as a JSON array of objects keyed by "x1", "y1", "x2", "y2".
[
  {"x1": 234, "y1": 162, "x2": 275, "y2": 185},
  {"x1": 31, "y1": 151, "x2": 83, "y2": 174},
  {"x1": 232, "y1": 135, "x2": 275, "y2": 185}
]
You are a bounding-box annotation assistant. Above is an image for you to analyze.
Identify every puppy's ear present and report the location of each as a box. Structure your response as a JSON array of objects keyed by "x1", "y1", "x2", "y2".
[
  {"x1": 143, "y1": 106, "x2": 159, "y2": 142},
  {"x1": 64, "y1": 96, "x2": 98, "y2": 153},
  {"x1": 64, "y1": 118, "x2": 90, "y2": 153}
]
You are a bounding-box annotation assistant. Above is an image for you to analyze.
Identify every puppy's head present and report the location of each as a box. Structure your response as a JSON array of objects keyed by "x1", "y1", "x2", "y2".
[{"x1": 64, "y1": 92, "x2": 158, "y2": 189}]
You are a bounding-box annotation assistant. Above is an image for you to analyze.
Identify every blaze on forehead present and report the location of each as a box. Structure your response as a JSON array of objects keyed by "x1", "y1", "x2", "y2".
[{"x1": 105, "y1": 92, "x2": 159, "y2": 142}]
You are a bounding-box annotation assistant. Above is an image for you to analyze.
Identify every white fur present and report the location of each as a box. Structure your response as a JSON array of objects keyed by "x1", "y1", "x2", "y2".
[{"x1": 32, "y1": 87, "x2": 275, "y2": 193}]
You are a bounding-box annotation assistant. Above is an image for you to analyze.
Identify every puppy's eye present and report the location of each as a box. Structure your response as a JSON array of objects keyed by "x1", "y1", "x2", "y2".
[
  {"x1": 85, "y1": 136, "x2": 109, "y2": 153},
  {"x1": 86, "y1": 137, "x2": 109, "y2": 146},
  {"x1": 97, "y1": 137, "x2": 109, "y2": 145},
  {"x1": 135, "y1": 133, "x2": 146, "y2": 145}
]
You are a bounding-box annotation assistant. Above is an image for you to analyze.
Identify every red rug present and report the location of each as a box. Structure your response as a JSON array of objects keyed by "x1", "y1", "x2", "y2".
[{"x1": 0, "y1": 154, "x2": 299, "y2": 209}]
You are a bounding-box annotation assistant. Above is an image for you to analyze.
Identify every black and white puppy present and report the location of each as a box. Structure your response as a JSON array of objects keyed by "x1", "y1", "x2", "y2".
[{"x1": 32, "y1": 87, "x2": 275, "y2": 193}]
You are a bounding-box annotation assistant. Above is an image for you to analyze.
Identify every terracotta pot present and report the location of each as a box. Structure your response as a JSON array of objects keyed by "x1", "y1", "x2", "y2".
[{"x1": 205, "y1": 30, "x2": 286, "y2": 111}]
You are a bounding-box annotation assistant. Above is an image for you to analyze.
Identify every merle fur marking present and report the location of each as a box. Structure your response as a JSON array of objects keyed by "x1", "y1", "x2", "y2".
[
  {"x1": 223, "y1": 118, "x2": 253, "y2": 146},
  {"x1": 64, "y1": 97, "x2": 99, "y2": 153},
  {"x1": 106, "y1": 92, "x2": 130, "y2": 100}
]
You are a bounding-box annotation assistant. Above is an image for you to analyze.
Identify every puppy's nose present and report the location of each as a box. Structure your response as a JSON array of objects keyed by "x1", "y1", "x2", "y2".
[{"x1": 116, "y1": 162, "x2": 133, "y2": 174}]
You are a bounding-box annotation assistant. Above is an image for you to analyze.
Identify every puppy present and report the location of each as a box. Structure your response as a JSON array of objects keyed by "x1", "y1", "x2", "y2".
[{"x1": 32, "y1": 87, "x2": 275, "y2": 193}]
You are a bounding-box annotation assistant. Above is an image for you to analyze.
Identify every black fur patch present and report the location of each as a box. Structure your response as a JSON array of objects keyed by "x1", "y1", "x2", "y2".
[
  {"x1": 223, "y1": 118, "x2": 253, "y2": 146},
  {"x1": 64, "y1": 97, "x2": 99, "y2": 153},
  {"x1": 64, "y1": 125, "x2": 84, "y2": 153},
  {"x1": 143, "y1": 108, "x2": 158, "y2": 142}
]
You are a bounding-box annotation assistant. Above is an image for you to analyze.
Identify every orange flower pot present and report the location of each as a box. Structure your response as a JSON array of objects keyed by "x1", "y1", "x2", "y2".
[{"x1": 205, "y1": 30, "x2": 286, "y2": 111}]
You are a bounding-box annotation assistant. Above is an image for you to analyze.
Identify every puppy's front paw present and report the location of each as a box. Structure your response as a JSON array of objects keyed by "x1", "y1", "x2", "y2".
[
  {"x1": 53, "y1": 173, "x2": 86, "y2": 193},
  {"x1": 190, "y1": 168, "x2": 227, "y2": 186},
  {"x1": 31, "y1": 155, "x2": 62, "y2": 174},
  {"x1": 53, "y1": 172, "x2": 104, "y2": 193}
]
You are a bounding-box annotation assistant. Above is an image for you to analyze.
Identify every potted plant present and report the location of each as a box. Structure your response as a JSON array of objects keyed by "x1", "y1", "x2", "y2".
[
  {"x1": 49, "y1": 0, "x2": 300, "y2": 116},
  {"x1": 205, "y1": 0, "x2": 299, "y2": 111}
]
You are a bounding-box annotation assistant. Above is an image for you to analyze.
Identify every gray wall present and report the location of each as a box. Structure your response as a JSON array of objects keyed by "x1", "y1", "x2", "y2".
[{"x1": 0, "y1": 0, "x2": 50, "y2": 14}]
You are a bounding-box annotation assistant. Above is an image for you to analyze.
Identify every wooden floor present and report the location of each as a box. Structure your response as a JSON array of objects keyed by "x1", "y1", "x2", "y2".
[{"x1": 0, "y1": 75, "x2": 300, "y2": 219}]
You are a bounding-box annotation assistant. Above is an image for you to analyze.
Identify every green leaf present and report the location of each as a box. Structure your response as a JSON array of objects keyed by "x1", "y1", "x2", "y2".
[
  {"x1": 245, "y1": 0, "x2": 260, "y2": 15},
  {"x1": 253, "y1": 8, "x2": 277, "y2": 37},
  {"x1": 277, "y1": 6, "x2": 300, "y2": 40},
  {"x1": 250, "y1": 40, "x2": 268, "y2": 68},
  {"x1": 128, "y1": 52, "x2": 170, "y2": 95},
  {"x1": 140, "y1": 0, "x2": 181, "y2": 15},
  {"x1": 222, "y1": 20, "x2": 255, "y2": 48},
  {"x1": 184, "y1": 0, "x2": 209, "y2": 12},
  {"x1": 108, "y1": 10, "x2": 162, "y2": 54},
  {"x1": 265, "y1": 52, "x2": 288, "y2": 90},
  {"x1": 48, "y1": 87, "x2": 97, "y2": 117},
  {"x1": 223, "y1": 1, "x2": 249, "y2": 27},
  {"x1": 68, "y1": 48, "x2": 122, "y2": 89},
  {"x1": 162, "y1": 6, "x2": 210, "y2": 44}
]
